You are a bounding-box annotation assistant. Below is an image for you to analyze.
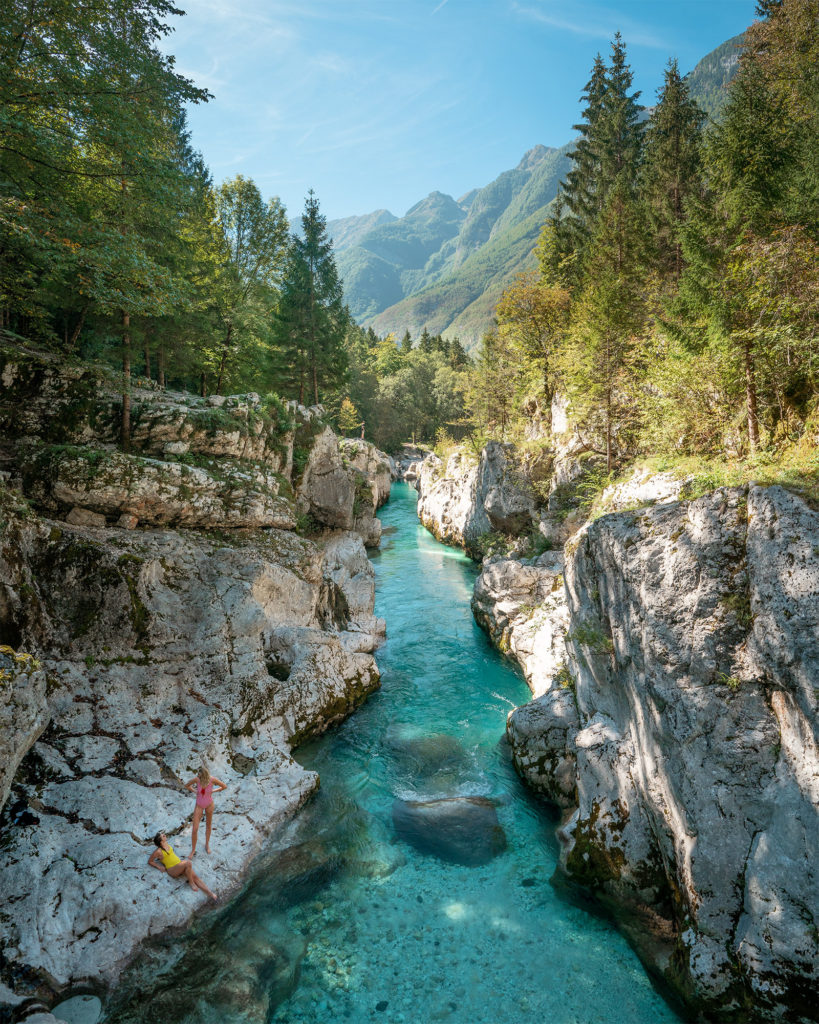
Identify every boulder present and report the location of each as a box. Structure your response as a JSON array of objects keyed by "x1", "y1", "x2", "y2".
[
  {"x1": 296, "y1": 427, "x2": 356, "y2": 530},
  {"x1": 296, "y1": 429, "x2": 387, "y2": 547},
  {"x1": 391, "y1": 796, "x2": 507, "y2": 866},
  {"x1": 385, "y1": 726, "x2": 469, "y2": 776},
  {"x1": 339, "y1": 438, "x2": 392, "y2": 507},
  {"x1": 65, "y1": 506, "x2": 106, "y2": 528},
  {"x1": 0, "y1": 645, "x2": 49, "y2": 813}
]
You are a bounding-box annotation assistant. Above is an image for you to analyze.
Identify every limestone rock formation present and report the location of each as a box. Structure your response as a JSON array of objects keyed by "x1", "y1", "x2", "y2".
[
  {"x1": 0, "y1": 644, "x2": 49, "y2": 812},
  {"x1": 472, "y1": 551, "x2": 568, "y2": 698},
  {"x1": 295, "y1": 427, "x2": 391, "y2": 547},
  {"x1": 417, "y1": 441, "x2": 536, "y2": 555},
  {"x1": 505, "y1": 485, "x2": 819, "y2": 1021},
  {"x1": 0, "y1": 346, "x2": 391, "y2": 1010},
  {"x1": 21, "y1": 446, "x2": 296, "y2": 530}
]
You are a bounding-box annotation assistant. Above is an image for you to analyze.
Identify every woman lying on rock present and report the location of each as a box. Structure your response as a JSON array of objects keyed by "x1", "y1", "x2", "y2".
[
  {"x1": 184, "y1": 764, "x2": 227, "y2": 856},
  {"x1": 149, "y1": 831, "x2": 217, "y2": 902}
]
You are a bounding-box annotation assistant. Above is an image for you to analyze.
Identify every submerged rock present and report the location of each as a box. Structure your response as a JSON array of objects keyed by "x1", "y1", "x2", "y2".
[
  {"x1": 384, "y1": 725, "x2": 469, "y2": 777},
  {"x1": 391, "y1": 796, "x2": 507, "y2": 866}
]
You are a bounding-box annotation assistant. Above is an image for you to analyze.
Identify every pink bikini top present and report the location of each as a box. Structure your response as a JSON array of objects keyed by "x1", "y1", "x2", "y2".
[{"x1": 195, "y1": 781, "x2": 214, "y2": 807}]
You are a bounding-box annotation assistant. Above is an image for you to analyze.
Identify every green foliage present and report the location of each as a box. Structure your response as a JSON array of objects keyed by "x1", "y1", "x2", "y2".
[
  {"x1": 473, "y1": 531, "x2": 511, "y2": 559},
  {"x1": 569, "y1": 619, "x2": 614, "y2": 656},
  {"x1": 555, "y1": 662, "x2": 577, "y2": 692},
  {"x1": 263, "y1": 393, "x2": 295, "y2": 434},
  {"x1": 272, "y1": 190, "x2": 349, "y2": 406}
]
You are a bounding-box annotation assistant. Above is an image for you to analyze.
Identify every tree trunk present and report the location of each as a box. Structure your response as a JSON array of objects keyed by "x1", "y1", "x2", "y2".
[
  {"x1": 143, "y1": 326, "x2": 152, "y2": 380},
  {"x1": 121, "y1": 311, "x2": 131, "y2": 452},
  {"x1": 200, "y1": 372, "x2": 207, "y2": 398},
  {"x1": 68, "y1": 303, "x2": 89, "y2": 352},
  {"x1": 745, "y1": 339, "x2": 760, "y2": 451},
  {"x1": 157, "y1": 340, "x2": 165, "y2": 388},
  {"x1": 216, "y1": 324, "x2": 232, "y2": 395},
  {"x1": 312, "y1": 361, "x2": 319, "y2": 406}
]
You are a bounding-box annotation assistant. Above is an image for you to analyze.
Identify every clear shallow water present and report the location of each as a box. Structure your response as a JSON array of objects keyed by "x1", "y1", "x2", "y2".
[
  {"x1": 107, "y1": 482, "x2": 684, "y2": 1024},
  {"x1": 268, "y1": 483, "x2": 682, "y2": 1024}
]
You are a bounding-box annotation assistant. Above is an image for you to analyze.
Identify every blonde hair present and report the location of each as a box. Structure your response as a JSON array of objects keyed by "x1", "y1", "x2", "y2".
[{"x1": 197, "y1": 765, "x2": 211, "y2": 785}]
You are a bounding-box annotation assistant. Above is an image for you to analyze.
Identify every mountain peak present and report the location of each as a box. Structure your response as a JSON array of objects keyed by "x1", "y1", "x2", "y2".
[{"x1": 516, "y1": 144, "x2": 552, "y2": 171}]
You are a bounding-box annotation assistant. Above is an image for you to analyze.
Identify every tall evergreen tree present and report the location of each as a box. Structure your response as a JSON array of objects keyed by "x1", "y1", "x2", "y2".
[
  {"x1": 273, "y1": 190, "x2": 349, "y2": 405},
  {"x1": 641, "y1": 59, "x2": 705, "y2": 282},
  {"x1": 543, "y1": 54, "x2": 608, "y2": 285}
]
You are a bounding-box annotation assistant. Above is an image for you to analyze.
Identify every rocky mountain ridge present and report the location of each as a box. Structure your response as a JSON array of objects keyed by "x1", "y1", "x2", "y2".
[
  {"x1": 0, "y1": 341, "x2": 393, "y2": 1016},
  {"x1": 330, "y1": 33, "x2": 743, "y2": 349}
]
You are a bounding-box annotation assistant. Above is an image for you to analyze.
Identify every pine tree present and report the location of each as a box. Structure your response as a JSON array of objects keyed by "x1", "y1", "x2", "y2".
[
  {"x1": 272, "y1": 191, "x2": 349, "y2": 405},
  {"x1": 337, "y1": 397, "x2": 361, "y2": 436},
  {"x1": 544, "y1": 54, "x2": 608, "y2": 285},
  {"x1": 209, "y1": 175, "x2": 288, "y2": 394},
  {"x1": 567, "y1": 178, "x2": 647, "y2": 470},
  {"x1": 641, "y1": 60, "x2": 705, "y2": 283}
]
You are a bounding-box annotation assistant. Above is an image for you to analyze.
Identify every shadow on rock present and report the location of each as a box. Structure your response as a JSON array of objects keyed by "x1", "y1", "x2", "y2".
[{"x1": 104, "y1": 839, "x2": 340, "y2": 1024}]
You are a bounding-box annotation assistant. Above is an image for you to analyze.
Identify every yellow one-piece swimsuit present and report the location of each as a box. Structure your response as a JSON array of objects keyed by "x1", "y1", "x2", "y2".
[{"x1": 161, "y1": 844, "x2": 181, "y2": 869}]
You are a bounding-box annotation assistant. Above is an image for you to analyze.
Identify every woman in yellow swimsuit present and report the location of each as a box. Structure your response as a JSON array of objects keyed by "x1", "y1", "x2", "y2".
[{"x1": 148, "y1": 831, "x2": 217, "y2": 902}]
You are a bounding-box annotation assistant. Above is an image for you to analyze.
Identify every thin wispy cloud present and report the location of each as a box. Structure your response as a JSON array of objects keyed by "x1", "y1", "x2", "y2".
[
  {"x1": 512, "y1": 1, "x2": 669, "y2": 49},
  {"x1": 165, "y1": 0, "x2": 753, "y2": 217}
]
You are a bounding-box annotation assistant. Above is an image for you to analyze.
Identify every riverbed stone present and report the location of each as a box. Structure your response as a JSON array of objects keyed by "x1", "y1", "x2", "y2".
[{"x1": 391, "y1": 796, "x2": 507, "y2": 866}]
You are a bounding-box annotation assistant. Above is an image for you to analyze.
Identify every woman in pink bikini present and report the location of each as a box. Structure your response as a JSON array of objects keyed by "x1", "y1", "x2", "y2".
[{"x1": 184, "y1": 765, "x2": 227, "y2": 856}]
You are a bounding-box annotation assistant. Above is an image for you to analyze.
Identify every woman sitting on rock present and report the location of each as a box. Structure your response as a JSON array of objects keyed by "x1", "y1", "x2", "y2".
[
  {"x1": 184, "y1": 764, "x2": 227, "y2": 856},
  {"x1": 148, "y1": 831, "x2": 217, "y2": 901}
]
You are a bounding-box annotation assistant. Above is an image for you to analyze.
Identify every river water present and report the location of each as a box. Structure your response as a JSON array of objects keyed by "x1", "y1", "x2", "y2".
[
  {"x1": 268, "y1": 482, "x2": 681, "y2": 1024},
  {"x1": 104, "y1": 481, "x2": 683, "y2": 1024}
]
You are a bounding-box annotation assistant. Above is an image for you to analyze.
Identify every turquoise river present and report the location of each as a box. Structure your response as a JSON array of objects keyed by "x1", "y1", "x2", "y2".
[{"x1": 105, "y1": 481, "x2": 685, "y2": 1024}]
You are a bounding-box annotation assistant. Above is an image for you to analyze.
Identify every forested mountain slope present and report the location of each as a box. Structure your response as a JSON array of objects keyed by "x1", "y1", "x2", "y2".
[
  {"x1": 333, "y1": 33, "x2": 743, "y2": 349},
  {"x1": 338, "y1": 143, "x2": 571, "y2": 346}
]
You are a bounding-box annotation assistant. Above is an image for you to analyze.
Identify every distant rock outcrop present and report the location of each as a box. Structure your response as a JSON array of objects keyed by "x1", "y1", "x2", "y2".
[{"x1": 416, "y1": 441, "x2": 537, "y2": 556}]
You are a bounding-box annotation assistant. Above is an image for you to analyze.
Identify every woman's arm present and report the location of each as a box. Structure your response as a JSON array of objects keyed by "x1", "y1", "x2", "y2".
[
  {"x1": 148, "y1": 849, "x2": 165, "y2": 872},
  {"x1": 211, "y1": 777, "x2": 227, "y2": 792},
  {"x1": 183, "y1": 777, "x2": 198, "y2": 791}
]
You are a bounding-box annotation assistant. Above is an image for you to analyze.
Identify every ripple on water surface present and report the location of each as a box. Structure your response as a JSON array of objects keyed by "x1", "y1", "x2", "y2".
[{"x1": 108, "y1": 483, "x2": 683, "y2": 1024}]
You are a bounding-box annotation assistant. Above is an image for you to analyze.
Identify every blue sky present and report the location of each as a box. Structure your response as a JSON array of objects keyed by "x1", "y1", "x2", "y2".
[{"x1": 167, "y1": 0, "x2": 757, "y2": 222}]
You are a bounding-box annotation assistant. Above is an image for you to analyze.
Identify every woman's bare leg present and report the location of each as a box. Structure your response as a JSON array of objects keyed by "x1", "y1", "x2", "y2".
[
  {"x1": 167, "y1": 859, "x2": 199, "y2": 891},
  {"x1": 190, "y1": 805, "x2": 203, "y2": 856},
  {"x1": 192, "y1": 871, "x2": 217, "y2": 902},
  {"x1": 205, "y1": 803, "x2": 214, "y2": 853}
]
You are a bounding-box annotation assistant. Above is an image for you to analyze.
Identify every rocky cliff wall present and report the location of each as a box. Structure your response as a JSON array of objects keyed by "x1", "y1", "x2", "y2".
[
  {"x1": 416, "y1": 441, "x2": 537, "y2": 556},
  {"x1": 490, "y1": 485, "x2": 819, "y2": 1022},
  {"x1": 0, "y1": 346, "x2": 393, "y2": 1011}
]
